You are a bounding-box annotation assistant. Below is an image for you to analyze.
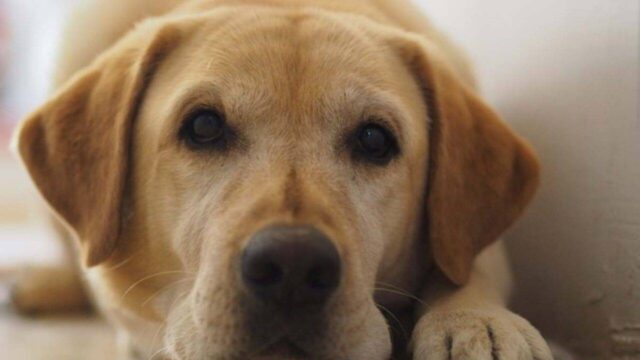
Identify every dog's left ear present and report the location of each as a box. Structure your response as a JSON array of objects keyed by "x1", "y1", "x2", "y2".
[
  {"x1": 12, "y1": 20, "x2": 182, "y2": 267},
  {"x1": 389, "y1": 34, "x2": 540, "y2": 285}
]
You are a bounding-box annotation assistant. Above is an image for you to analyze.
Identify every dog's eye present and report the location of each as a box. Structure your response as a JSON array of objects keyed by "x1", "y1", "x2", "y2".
[
  {"x1": 183, "y1": 110, "x2": 226, "y2": 146},
  {"x1": 353, "y1": 123, "x2": 398, "y2": 165}
]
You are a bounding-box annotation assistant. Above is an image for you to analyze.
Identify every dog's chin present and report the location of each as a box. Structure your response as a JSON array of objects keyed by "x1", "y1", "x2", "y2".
[
  {"x1": 162, "y1": 318, "x2": 391, "y2": 360},
  {"x1": 162, "y1": 337, "x2": 315, "y2": 360},
  {"x1": 160, "y1": 286, "x2": 392, "y2": 359}
]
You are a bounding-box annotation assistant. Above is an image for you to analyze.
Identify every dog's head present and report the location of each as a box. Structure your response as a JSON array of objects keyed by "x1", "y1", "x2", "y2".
[{"x1": 14, "y1": 6, "x2": 539, "y2": 360}]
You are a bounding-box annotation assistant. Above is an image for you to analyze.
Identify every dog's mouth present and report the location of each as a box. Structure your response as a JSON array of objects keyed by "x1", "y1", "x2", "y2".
[{"x1": 258, "y1": 338, "x2": 308, "y2": 359}]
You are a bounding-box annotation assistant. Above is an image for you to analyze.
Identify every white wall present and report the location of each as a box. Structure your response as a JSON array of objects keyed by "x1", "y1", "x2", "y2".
[
  {"x1": 0, "y1": 0, "x2": 78, "y2": 265},
  {"x1": 416, "y1": 1, "x2": 639, "y2": 358},
  {"x1": 3, "y1": 0, "x2": 77, "y2": 119}
]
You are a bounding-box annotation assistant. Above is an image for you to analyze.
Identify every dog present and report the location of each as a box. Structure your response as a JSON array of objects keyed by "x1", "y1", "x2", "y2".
[{"x1": 11, "y1": 0, "x2": 552, "y2": 359}]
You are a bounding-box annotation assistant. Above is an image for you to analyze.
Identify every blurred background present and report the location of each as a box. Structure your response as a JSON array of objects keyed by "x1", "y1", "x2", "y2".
[
  {"x1": 0, "y1": 0, "x2": 70, "y2": 261},
  {"x1": 0, "y1": 0, "x2": 638, "y2": 359},
  {"x1": 0, "y1": 2, "x2": 117, "y2": 359}
]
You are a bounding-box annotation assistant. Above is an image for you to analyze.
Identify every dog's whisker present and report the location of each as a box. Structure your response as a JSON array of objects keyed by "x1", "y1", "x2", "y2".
[
  {"x1": 374, "y1": 280, "x2": 411, "y2": 291},
  {"x1": 374, "y1": 281, "x2": 417, "y2": 293},
  {"x1": 141, "y1": 277, "x2": 195, "y2": 307},
  {"x1": 374, "y1": 281, "x2": 416, "y2": 295},
  {"x1": 147, "y1": 323, "x2": 168, "y2": 360},
  {"x1": 144, "y1": 290, "x2": 190, "y2": 356},
  {"x1": 148, "y1": 347, "x2": 166, "y2": 360},
  {"x1": 163, "y1": 316, "x2": 197, "y2": 360},
  {"x1": 101, "y1": 257, "x2": 133, "y2": 272},
  {"x1": 374, "y1": 285, "x2": 416, "y2": 299},
  {"x1": 146, "y1": 285, "x2": 193, "y2": 355},
  {"x1": 373, "y1": 286, "x2": 428, "y2": 306},
  {"x1": 121, "y1": 271, "x2": 195, "y2": 302},
  {"x1": 376, "y1": 303, "x2": 409, "y2": 344}
]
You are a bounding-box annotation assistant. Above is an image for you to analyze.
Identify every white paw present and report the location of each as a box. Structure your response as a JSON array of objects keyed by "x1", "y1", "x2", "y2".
[{"x1": 412, "y1": 308, "x2": 552, "y2": 360}]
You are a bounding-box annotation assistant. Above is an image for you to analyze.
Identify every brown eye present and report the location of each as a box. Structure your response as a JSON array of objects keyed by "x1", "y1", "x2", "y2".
[
  {"x1": 183, "y1": 110, "x2": 226, "y2": 146},
  {"x1": 354, "y1": 123, "x2": 398, "y2": 165}
]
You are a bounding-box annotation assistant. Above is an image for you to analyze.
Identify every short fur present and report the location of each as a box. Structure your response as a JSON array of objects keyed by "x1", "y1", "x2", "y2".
[{"x1": 12, "y1": 0, "x2": 551, "y2": 359}]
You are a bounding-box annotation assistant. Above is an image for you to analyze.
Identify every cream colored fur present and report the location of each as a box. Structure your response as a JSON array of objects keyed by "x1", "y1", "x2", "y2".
[{"x1": 12, "y1": 1, "x2": 551, "y2": 359}]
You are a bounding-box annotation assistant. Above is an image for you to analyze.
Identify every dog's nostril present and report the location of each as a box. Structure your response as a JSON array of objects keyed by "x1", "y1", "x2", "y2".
[
  {"x1": 241, "y1": 225, "x2": 341, "y2": 308},
  {"x1": 245, "y1": 261, "x2": 283, "y2": 286},
  {"x1": 306, "y1": 264, "x2": 339, "y2": 290}
]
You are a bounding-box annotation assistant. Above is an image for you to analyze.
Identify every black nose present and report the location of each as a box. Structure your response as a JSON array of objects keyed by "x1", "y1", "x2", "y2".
[{"x1": 241, "y1": 225, "x2": 341, "y2": 309}]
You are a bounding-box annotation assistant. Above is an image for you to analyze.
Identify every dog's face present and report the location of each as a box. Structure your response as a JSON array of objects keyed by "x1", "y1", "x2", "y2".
[
  {"x1": 14, "y1": 7, "x2": 539, "y2": 360},
  {"x1": 128, "y1": 9, "x2": 427, "y2": 359},
  {"x1": 124, "y1": 9, "x2": 429, "y2": 358}
]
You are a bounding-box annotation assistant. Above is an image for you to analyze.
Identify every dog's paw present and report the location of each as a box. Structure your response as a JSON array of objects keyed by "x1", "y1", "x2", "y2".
[{"x1": 411, "y1": 308, "x2": 552, "y2": 360}]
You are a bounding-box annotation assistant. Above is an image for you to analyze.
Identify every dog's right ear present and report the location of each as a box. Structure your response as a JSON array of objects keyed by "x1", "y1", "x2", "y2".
[{"x1": 13, "y1": 20, "x2": 182, "y2": 267}]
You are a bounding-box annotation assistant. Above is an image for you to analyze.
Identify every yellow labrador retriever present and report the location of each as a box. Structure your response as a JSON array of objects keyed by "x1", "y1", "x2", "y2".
[{"x1": 12, "y1": 0, "x2": 552, "y2": 359}]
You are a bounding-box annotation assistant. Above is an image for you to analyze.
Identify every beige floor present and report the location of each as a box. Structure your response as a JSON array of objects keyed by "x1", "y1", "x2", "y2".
[
  {"x1": 0, "y1": 154, "x2": 118, "y2": 360},
  {"x1": 0, "y1": 288, "x2": 116, "y2": 360}
]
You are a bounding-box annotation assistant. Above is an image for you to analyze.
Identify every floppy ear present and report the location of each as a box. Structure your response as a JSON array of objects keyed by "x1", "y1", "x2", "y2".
[
  {"x1": 393, "y1": 36, "x2": 540, "y2": 285},
  {"x1": 13, "y1": 21, "x2": 182, "y2": 267}
]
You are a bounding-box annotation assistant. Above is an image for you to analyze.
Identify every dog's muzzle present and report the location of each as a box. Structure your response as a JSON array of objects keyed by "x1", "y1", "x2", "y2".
[{"x1": 241, "y1": 225, "x2": 341, "y2": 311}]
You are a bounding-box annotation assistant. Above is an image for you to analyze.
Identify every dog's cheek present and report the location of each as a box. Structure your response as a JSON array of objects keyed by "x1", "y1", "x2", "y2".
[
  {"x1": 164, "y1": 300, "x2": 204, "y2": 359},
  {"x1": 168, "y1": 220, "x2": 254, "y2": 357},
  {"x1": 354, "y1": 307, "x2": 393, "y2": 360},
  {"x1": 162, "y1": 174, "x2": 234, "y2": 271},
  {"x1": 325, "y1": 297, "x2": 392, "y2": 360},
  {"x1": 163, "y1": 277, "x2": 248, "y2": 359},
  {"x1": 347, "y1": 169, "x2": 412, "y2": 284},
  {"x1": 346, "y1": 194, "x2": 387, "y2": 283}
]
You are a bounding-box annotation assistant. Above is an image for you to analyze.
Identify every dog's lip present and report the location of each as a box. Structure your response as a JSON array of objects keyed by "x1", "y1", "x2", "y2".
[{"x1": 259, "y1": 338, "x2": 308, "y2": 358}]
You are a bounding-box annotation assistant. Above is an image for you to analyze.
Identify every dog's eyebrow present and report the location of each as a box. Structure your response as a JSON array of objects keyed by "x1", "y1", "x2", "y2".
[
  {"x1": 172, "y1": 81, "x2": 225, "y2": 118},
  {"x1": 154, "y1": 81, "x2": 225, "y2": 150},
  {"x1": 342, "y1": 85, "x2": 409, "y2": 143}
]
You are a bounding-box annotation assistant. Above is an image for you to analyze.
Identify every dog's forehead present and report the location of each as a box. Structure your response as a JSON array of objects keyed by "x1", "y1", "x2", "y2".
[
  {"x1": 193, "y1": 10, "x2": 382, "y2": 78},
  {"x1": 162, "y1": 10, "x2": 414, "y2": 120},
  {"x1": 140, "y1": 9, "x2": 427, "y2": 157}
]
